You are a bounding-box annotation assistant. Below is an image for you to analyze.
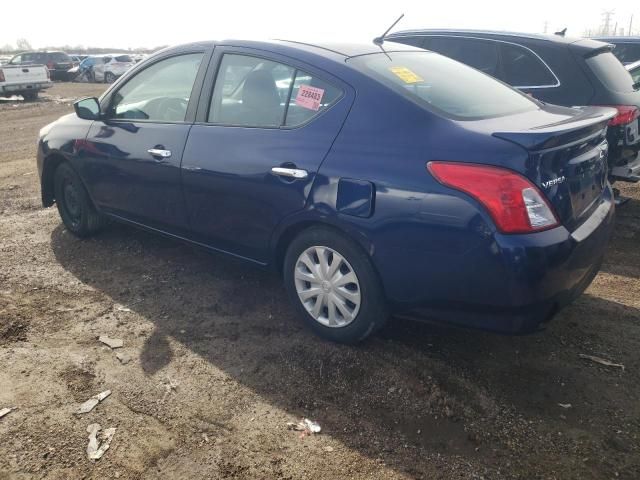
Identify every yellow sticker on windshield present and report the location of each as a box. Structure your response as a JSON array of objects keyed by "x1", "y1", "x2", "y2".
[{"x1": 389, "y1": 66, "x2": 424, "y2": 84}]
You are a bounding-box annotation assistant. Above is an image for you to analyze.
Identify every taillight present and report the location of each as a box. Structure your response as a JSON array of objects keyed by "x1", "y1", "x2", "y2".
[
  {"x1": 600, "y1": 105, "x2": 639, "y2": 126},
  {"x1": 427, "y1": 162, "x2": 559, "y2": 234},
  {"x1": 0, "y1": 69, "x2": 4, "y2": 82},
  {"x1": 47, "y1": 61, "x2": 54, "y2": 70}
]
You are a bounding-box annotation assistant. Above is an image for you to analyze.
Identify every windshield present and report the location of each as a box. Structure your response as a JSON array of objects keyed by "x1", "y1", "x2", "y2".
[
  {"x1": 347, "y1": 51, "x2": 538, "y2": 120},
  {"x1": 586, "y1": 51, "x2": 636, "y2": 93}
]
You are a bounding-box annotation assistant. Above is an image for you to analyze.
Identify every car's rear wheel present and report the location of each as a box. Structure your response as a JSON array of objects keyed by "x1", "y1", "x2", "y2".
[
  {"x1": 104, "y1": 72, "x2": 115, "y2": 83},
  {"x1": 283, "y1": 227, "x2": 388, "y2": 343},
  {"x1": 53, "y1": 163, "x2": 105, "y2": 237}
]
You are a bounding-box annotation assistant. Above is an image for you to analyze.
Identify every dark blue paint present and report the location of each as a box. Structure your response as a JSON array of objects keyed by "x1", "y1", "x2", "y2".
[{"x1": 37, "y1": 40, "x2": 615, "y2": 334}]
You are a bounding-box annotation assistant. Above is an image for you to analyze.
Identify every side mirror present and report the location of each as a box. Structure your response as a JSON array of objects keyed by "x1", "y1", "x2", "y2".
[{"x1": 74, "y1": 97, "x2": 101, "y2": 120}]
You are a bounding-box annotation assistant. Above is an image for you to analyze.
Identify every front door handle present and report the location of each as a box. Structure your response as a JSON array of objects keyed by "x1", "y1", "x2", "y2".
[
  {"x1": 271, "y1": 167, "x2": 308, "y2": 179},
  {"x1": 147, "y1": 148, "x2": 172, "y2": 158}
]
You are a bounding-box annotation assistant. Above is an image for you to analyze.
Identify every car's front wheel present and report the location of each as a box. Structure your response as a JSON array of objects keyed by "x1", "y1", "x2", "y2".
[
  {"x1": 283, "y1": 227, "x2": 388, "y2": 343},
  {"x1": 53, "y1": 163, "x2": 105, "y2": 237},
  {"x1": 104, "y1": 72, "x2": 116, "y2": 83}
]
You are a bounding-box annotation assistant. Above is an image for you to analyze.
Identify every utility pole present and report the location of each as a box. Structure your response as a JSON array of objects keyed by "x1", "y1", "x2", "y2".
[
  {"x1": 543, "y1": 21, "x2": 548, "y2": 34},
  {"x1": 629, "y1": 15, "x2": 634, "y2": 36},
  {"x1": 601, "y1": 9, "x2": 615, "y2": 36}
]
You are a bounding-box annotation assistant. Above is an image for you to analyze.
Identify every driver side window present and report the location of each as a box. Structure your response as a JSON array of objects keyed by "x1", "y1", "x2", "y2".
[{"x1": 108, "y1": 53, "x2": 204, "y2": 122}]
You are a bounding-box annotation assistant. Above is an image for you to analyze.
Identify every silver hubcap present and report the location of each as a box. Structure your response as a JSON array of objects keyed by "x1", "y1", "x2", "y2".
[{"x1": 294, "y1": 246, "x2": 361, "y2": 328}]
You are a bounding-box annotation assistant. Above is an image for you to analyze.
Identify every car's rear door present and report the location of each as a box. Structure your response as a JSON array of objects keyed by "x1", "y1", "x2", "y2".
[
  {"x1": 78, "y1": 48, "x2": 211, "y2": 234},
  {"x1": 181, "y1": 47, "x2": 354, "y2": 263}
]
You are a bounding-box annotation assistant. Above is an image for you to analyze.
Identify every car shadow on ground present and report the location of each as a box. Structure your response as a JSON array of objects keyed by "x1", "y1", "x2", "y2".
[{"x1": 50, "y1": 222, "x2": 640, "y2": 476}]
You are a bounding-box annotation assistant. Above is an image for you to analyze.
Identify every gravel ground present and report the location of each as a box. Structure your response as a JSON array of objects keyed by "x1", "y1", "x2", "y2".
[{"x1": 0, "y1": 82, "x2": 639, "y2": 479}]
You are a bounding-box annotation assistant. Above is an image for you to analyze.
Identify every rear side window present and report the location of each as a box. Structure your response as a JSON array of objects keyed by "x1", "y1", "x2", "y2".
[
  {"x1": 428, "y1": 37, "x2": 499, "y2": 76},
  {"x1": 394, "y1": 36, "x2": 428, "y2": 49},
  {"x1": 348, "y1": 51, "x2": 538, "y2": 120},
  {"x1": 209, "y1": 54, "x2": 342, "y2": 128},
  {"x1": 285, "y1": 71, "x2": 342, "y2": 126},
  {"x1": 115, "y1": 55, "x2": 133, "y2": 63},
  {"x1": 500, "y1": 43, "x2": 557, "y2": 87},
  {"x1": 50, "y1": 52, "x2": 70, "y2": 62},
  {"x1": 586, "y1": 51, "x2": 636, "y2": 93}
]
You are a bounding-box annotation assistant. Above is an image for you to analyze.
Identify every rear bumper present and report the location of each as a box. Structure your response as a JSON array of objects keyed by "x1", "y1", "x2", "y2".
[
  {"x1": 1, "y1": 82, "x2": 51, "y2": 94},
  {"x1": 610, "y1": 153, "x2": 640, "y2": 183},
  {"x1": 382, "y1": 187, "x2": 615, "y2": 334}
]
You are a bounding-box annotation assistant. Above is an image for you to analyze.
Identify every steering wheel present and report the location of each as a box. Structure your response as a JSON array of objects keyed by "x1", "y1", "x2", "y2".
[{"x1": 154, "y1": 97, "x2": 189, "y2": 121}]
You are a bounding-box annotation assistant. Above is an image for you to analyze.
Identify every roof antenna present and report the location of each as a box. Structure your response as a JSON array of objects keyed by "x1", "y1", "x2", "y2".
[
  {"x1": 554, "y1": 27, "x2": 567, "y2": 36},
  {"x1": 373, "y1": 13, "x2": 405, "y2": 45}
]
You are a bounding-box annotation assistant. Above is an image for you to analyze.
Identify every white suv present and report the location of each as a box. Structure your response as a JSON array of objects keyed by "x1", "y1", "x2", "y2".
[{"x1": 80, "y1": 54, "x2": 135, "y2": 83}]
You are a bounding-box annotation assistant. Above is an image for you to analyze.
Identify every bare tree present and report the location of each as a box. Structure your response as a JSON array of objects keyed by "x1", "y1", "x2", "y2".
[{"x1": 16, "y1": 38, "x2": 32, "y2": 51}]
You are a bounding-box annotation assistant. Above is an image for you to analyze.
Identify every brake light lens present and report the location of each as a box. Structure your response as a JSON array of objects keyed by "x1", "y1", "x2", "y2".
[
  {"x1": 600, "y1": 105, "x2": 639, "y2": 126},
  {"x1": 0, "y1": 69, "x2": 4, "y2": 82},
  {"x1": 47, "y1": 61, "x2": 54, "y2": 70},
  {"x1": 427, "y1": 162, "x2": 559, "y2": 234}
]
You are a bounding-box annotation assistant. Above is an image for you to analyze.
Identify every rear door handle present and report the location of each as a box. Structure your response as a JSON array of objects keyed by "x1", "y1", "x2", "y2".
[
  {"x1": 147, "y1": 148, "x2": 172, "y2": 158},
  {"x1": 271, "y1": 167, "x2": 308, "y2": 179}
]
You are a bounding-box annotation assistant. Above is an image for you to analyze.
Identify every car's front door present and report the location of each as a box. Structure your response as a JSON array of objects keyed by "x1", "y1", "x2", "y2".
[
  {"x1": 78, "y1": 50, "x2": 209, "y2": 234},
  {"x1": 181, "y1": 48, "x2": 353, "y2": 263}
]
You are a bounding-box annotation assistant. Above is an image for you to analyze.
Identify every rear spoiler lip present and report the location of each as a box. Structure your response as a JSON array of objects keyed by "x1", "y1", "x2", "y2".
[
  {"x1": 583, "y1": 45, "x2": 614, "y2": 59},
  {"x1": 493, "y1": 107, "x2": 616, "y2": 151}
]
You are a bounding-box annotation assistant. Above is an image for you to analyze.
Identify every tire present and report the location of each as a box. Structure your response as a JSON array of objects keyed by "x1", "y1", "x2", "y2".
[
  {"x1": 22, "y1": 91, "x2": 38, "y2": 101},
  {"x1": 283, "y1": 226, "x2": 388, "y2": 344},
  {"x1": 104, "y1": 72, "x2": 116, "y2": 83},
  {"x1": 53, "y1": 162, "x2": 105, "y2": 237}
]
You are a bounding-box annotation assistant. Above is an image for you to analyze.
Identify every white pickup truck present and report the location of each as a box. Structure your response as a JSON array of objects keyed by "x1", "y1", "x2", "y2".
[{"x1": 0, "y1": 64, "x2": 51, "y2": 101}]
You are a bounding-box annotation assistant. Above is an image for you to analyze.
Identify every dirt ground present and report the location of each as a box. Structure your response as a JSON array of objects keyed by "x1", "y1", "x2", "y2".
[{"x1": 0, "y1": 82, "x2": 639, "y2": 480}]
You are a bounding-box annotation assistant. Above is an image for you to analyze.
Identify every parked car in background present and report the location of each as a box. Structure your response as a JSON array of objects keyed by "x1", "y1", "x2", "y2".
[
  {"x1": 76, "y1": 54, "x2": 135, "y2": 83},
  {"x1": 627, "y1": 60, "x2": 640, "y2": 85},
  {"x1": 0, "y1": 55, "x2": 12, "y2": 66},
  {"x1": 592, "y1": 37, "x2": 640, "y2": 65},
  {"x1": 69, "y1": 55, "x2": 88, "y2": 68},
  {"x1": 7, "y1": 51, "x2": 73, "y2": 80},
  {"x1": 0, "y1": 63, "x2": 51, "y2": 100},
  {"x1": 37, "y1": 40, "x2": 615, "y2": 343},
  {"x1": 387, "y1": 30, "x2": 640, "y2": 185}
]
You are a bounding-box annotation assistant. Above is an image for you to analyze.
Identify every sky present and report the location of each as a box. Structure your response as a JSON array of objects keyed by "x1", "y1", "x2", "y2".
[{"x1": 1, "y1": 0, "x2": 638, "y2": 50}]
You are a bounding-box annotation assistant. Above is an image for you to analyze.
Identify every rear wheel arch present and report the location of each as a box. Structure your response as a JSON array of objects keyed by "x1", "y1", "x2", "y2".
[{"x1": 274, "y1": 220, "x2": 384, "y2": 291}]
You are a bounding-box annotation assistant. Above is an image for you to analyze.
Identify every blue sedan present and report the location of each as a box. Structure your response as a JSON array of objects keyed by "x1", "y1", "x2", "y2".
[{"x1": 37, "y1": 40, "x2": 616, "y2": 343}]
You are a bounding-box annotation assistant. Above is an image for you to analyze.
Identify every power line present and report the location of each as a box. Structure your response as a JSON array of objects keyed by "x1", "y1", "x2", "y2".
[{"x1": 600, "y1": 9, "x2": 615, "y2": 36}]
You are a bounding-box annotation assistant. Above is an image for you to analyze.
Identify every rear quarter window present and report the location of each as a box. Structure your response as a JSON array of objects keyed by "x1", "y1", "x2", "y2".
[
  {"x1": 500, "y1": 43, "x2": 557, "y2": 87},
  {"x1": 50, "y1": 52, "x2": 71, "y2": 62},
  {"x1": 115, "y1": 55, "x2": 134, "y2": 63},
  {"x1": 586, "y1": 51, "x2": 636, "y2": 93},
  {"x1": 348, "y1": 51, "x2": 538, "y2": 120}
]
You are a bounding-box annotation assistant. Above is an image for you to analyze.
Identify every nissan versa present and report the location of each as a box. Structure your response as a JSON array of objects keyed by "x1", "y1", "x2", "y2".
[{"x1": 37, "y1": 40, "x2": 616, "y2": 343}]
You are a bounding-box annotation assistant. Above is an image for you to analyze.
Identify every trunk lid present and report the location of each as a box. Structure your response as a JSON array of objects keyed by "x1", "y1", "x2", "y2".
[{"x1": 490, "y1": 105, "x2": 616, "y2": 232}]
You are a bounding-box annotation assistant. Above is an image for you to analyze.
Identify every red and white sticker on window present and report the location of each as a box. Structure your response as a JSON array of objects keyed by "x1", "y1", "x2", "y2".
[{"x1": 295, "y1": 84, "x2": 325, "y2": 111}]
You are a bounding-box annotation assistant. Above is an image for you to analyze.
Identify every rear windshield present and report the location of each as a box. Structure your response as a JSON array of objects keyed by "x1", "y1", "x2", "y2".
[
  {"x1": 586, "y1": 51, "x2": 636, "y2": 93},
  {"x1": 348, "y1": 51, "x2": 538, "y2": 120},
  {"x1": 50, "y1": 52, "x2": 71, "y2": 62},
  {"x1": 115, "y1": 55, "x2": 133, "y2": 63}
]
